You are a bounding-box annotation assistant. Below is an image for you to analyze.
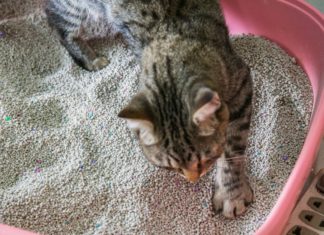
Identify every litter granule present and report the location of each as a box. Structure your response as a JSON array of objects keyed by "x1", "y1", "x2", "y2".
[{"x1": 0, "y1": 14, "x2": 312, "y2": 235}]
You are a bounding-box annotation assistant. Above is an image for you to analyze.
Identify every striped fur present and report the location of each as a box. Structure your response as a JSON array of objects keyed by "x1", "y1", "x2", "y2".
[{"x1": 45, "y1": 0, "x2": 253, "y2": 218}]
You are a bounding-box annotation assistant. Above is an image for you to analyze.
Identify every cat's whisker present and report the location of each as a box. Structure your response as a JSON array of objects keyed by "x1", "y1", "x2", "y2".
[{"x1": 224, "y1": 155, "x2": 247, "y2": 160}]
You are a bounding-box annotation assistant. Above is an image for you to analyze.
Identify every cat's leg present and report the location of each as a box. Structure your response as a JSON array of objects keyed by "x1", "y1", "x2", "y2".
[
  {"x1": 212, "y1": 152, "x2": 253, "y2": 218},
  {"x1": 60, "y1": 34, "x2": 109, "y2": 71},
  {"x1": 45, "y1": 1, "x2": 109, "y2": 71},
  {"x1": 212, "y1": 101, "x2": 254, "y2": 218}
]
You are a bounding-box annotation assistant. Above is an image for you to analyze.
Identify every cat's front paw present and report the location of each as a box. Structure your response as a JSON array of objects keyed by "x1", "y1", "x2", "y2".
[
  {"x1": 92, "y1": 56, "x2": 110, "y2": 71},
  {"x1": 212, "y1": 181, "x2": 253, "y2": 218},
  {"x1": 85, "y1": 56, "x2": 109, "y2": 71}
]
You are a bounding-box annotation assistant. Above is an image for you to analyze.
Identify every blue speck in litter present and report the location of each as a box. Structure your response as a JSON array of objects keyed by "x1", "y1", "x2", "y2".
[
  {"x1": 202, "y1": 201, "x2": 208, "y2": 208},
  {"x1": 95, "y1": 223, "x2": 101, "y2": 229},
  {"x1": 63, "y1": 116, "x2": 68, "y2": 122},
  {"x1": 193, "y1": 185, "x2": 200, "y2": 192},
  {"x1": 108, "y1": 131, "x2": 113, "y2": 137},
  {"x1": 87, "y1": 112, "x2": 94, "y2": 120},
  {"x1": 270, "y1": 181, "x2": 277, "y2": 189},
  {"x1": 0, "y1": 31, "x2": 5, "y2": 38},
  {"x1": 282, "y1": 155, "x2": 289, "y2": 161}
]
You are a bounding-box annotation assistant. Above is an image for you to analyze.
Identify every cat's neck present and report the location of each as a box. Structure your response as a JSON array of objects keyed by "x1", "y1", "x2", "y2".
[{"x1": 142, "y1": 33, "x2": 217, "y2": 63}]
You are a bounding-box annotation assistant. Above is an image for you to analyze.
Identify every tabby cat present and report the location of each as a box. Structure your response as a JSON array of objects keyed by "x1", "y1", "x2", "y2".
[{"x1": 45, "y1": 0, "x2": 254, "y2": 218}]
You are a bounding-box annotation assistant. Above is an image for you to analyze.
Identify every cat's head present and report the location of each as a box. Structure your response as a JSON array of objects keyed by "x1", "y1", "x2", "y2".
[
  {"x1": 118, "y1": 85, "x2": 229, "y2": 182},
  {"x1": 118, "y1": 40, "x2": 230, "y2": 182}
]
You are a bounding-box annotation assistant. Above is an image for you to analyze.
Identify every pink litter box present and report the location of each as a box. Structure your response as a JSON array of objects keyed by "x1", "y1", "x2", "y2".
[{"x1": 0, "y1": 0, "x2": 323, "y2": 234}]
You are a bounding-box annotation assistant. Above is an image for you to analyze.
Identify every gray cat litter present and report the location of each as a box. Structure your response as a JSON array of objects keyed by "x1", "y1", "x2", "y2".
[{"x1": 0, "y1": 10, "x2": 312, "y2": 235}]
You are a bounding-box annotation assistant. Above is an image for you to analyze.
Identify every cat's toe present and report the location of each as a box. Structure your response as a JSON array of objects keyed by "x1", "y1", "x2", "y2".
[
  {"x1": 80, "y1": 56, "x2": 109, "y2": 71},
  {"x1": 213, "y1": 195, "x2": 224, "y2": 214},
  {"x1": 92, "y1": 56, "x2": 109, "y2": 71},
  {"x1": 212, "y1": 183, "x2": 253, "y2": 219},
  {"x1": 222, "y1": 198, "x2": 247, "y2": 218}
]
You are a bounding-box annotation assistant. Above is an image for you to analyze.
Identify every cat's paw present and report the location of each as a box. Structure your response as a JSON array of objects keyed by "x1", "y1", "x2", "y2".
[
  {"x1": 92, "y1": 56, "x2": 109, "y2": 71},
  {"x1": 212, "y1": 181, "x2": 253, "y2": 218},
  {"x1": 85, "y1": 56, "x2": 109, "y2": 71}
]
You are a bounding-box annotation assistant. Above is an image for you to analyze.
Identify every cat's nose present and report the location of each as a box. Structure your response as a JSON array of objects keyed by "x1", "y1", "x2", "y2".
[{"x1": 182, "y1": 169, "x2": 200, "y2": 183}]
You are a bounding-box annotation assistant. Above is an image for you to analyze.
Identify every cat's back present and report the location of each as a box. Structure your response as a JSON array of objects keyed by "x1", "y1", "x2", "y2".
[
  {"x1": 45, "y1": 0, "x2": 117, "y2": 37},
  {"x1": 46, "y1": 0, "x2": 89, "y2": 13},
  {"x1": 45, "y1": 0, "x2": 116, "y2": 20}
]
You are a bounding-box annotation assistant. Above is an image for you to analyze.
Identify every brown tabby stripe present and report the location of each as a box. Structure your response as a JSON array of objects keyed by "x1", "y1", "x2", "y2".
[
  {"x1": 239, "y1": 122, "x2": 250, "y2": 131},
  {"x1": 230, "y1": 135, "x2": 242, "y2": 142},
  {"x1": 229, "y1": 95, "x2": 252, "y2": 122},
  {"x1": 176, "y1": 0, "x2": 187, "y2": 17},
  {"x1": 124, "y1": 20, "x2": 151, "y2": 31},
  {"x1": 226, "y1": 182, "x2": 243, "y2": 192},
  {"x1": 223, "y1": 177, "x2": 240, "y2": 187}
]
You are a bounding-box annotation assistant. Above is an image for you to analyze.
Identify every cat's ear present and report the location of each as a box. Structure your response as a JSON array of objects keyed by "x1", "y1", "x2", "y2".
[
  {"x1": 192, "y1": 87, "x2": 222, "y2": 136},
  {"x1": 118, "y1": 93, "x2": 158, "y2": 146}
]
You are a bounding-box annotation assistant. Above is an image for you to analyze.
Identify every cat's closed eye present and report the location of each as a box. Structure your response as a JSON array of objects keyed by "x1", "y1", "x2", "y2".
[
  {"x1": 205, "y1": 158, "x2": 216, "y2": 166},
  {"x1": 205, "y1": 149, "x2": 212, "y2": 155}
]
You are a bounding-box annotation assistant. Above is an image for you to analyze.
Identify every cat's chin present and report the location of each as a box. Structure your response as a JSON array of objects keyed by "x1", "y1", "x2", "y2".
[{"x1": 177, "y1": 165, "x2": 215, "y2": 183}]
